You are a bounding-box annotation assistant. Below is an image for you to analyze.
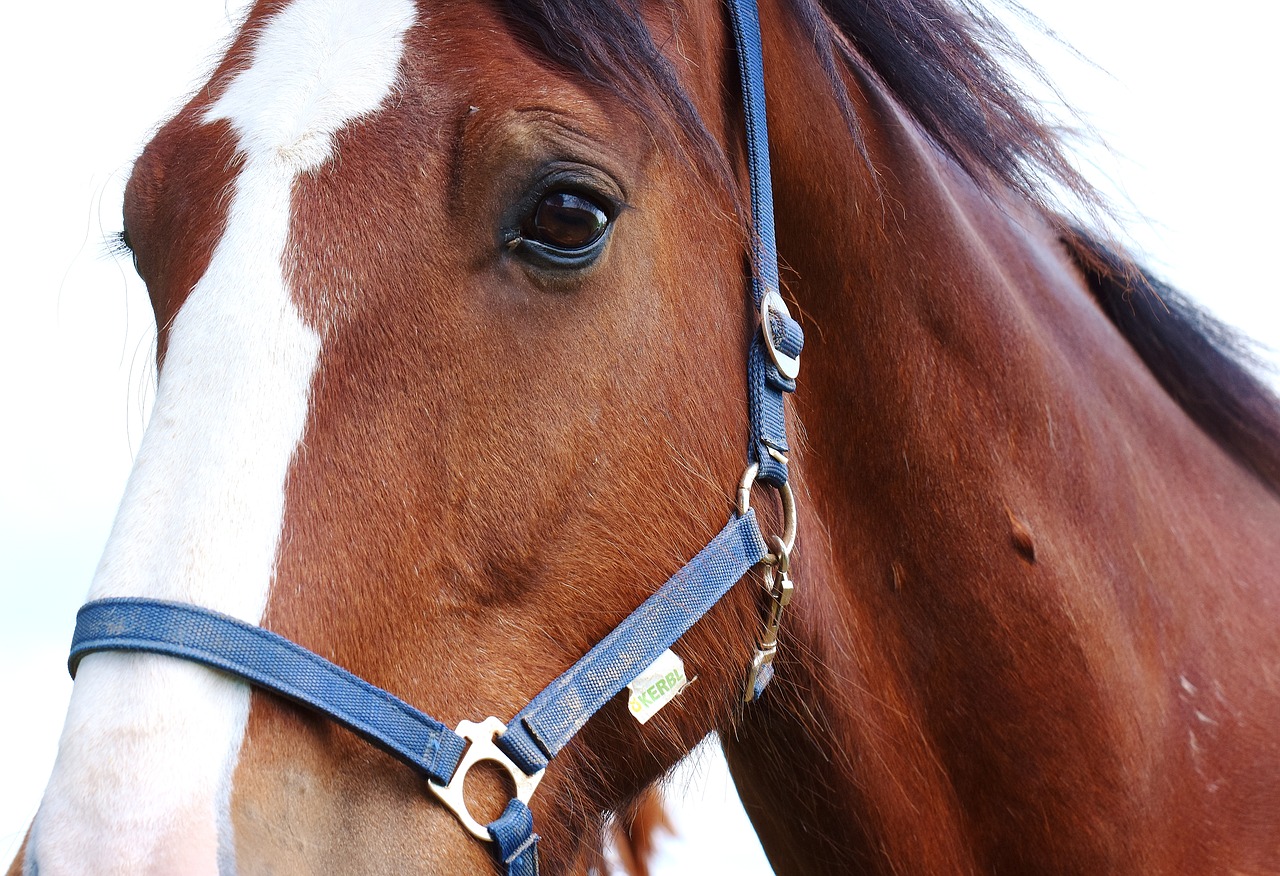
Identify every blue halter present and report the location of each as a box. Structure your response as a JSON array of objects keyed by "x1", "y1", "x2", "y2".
[{"x1": 68, "y1": 2, "x2": 802, "y2": 873}]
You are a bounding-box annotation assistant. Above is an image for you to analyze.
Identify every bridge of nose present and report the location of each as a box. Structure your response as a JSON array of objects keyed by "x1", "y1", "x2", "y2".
[{"x1": 24, "y1": 2, "x2": 422, "y2": 873}]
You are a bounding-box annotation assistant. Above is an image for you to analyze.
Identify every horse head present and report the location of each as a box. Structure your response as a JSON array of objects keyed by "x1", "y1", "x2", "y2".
[
  {"x1": 25, "y1": 1, "x2": 783, "y2": 873},
  {"x1": 20, "y1": 0, "x2": 1280, "y2": 873}
]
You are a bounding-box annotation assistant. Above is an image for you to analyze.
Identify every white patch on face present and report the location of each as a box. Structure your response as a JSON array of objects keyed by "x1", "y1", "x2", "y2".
[{"x1": 29, "y1": 1, "x2": 417, "y2": 874}]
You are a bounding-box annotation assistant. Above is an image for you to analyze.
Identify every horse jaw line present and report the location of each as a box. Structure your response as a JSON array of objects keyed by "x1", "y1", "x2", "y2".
[{"x1": 28, "y1": 2, "x2": 417, "y2": 874}]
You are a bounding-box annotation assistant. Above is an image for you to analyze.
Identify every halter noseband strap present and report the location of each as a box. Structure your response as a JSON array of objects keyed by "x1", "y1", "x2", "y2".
[
  {"x1": 66, "y1": 2, "x2": 800, "y2": 874},
  {"x1": 69, "y1": 513, "x2": 769, "y2": 874}
]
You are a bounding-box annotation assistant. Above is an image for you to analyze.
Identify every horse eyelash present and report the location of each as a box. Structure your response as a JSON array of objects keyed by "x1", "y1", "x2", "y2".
[{"x1": 105, "y1": 229, "x2": 133, "y2": 258}]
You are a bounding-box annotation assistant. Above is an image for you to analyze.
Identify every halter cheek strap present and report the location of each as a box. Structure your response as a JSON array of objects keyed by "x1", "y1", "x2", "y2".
[
  {"x1": 729, "y1": 0, "x2": 804, "y2": 489},
  {"x1": 65, "y1": 1, "x2": 800, "y2": 873}
]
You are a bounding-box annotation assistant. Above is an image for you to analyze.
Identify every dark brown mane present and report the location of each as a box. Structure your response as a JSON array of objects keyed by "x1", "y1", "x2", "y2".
[
  {"x1": 498, "y1": 0, "x2": 1280, "y2": 492},
  {"x1": 1063, "y1": 230, "x2": 1280, "y2": 492}
]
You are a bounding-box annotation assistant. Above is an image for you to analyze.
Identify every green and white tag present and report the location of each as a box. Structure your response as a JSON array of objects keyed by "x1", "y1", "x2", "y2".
[{"x1": 626, "y1": 649, "x2": 689, "y2": 724}]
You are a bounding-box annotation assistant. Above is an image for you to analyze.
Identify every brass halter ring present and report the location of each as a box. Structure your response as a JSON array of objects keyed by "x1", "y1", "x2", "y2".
[{"x1": 737, "y1": 463, "x2": 797, "y2": 563}]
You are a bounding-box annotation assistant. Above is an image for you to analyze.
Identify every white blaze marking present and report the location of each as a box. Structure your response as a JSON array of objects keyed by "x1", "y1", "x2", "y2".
[{"x1": 30, "y1": 1, "x2": 416, "y2": 873}]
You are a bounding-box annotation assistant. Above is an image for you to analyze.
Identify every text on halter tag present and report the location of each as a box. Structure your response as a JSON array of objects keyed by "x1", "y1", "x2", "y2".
[{"x1": 626, "y1": 649, "x2": 689, "y2": 724}]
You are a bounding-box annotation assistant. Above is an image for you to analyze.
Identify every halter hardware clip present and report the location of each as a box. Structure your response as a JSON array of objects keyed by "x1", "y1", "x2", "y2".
[
  {"x1": 738, "y1": 464, "x2": 798, "y2": 701},
  {"x1": 427, "y1": 717, "x2": 545, "y2": 841},
  {"x1": 745, "y1": 538, "x2": 794, "y2": 701}
]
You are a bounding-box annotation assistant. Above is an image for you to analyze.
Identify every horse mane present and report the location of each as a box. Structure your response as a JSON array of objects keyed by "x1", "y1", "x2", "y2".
[{"x1": 1062, "y1": 230, "x2": 1280, "y2": 492}]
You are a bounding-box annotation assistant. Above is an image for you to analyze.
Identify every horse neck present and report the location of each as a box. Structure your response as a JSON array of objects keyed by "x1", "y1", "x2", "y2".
[{"x1": 719, "y1": 6, "x2": 1280, "y2": 874}]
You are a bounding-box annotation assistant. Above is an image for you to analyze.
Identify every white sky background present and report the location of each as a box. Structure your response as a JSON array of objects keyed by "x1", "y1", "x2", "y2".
[{"x1": 1, "y1": 0, "x2": 1277, "y2": 870}]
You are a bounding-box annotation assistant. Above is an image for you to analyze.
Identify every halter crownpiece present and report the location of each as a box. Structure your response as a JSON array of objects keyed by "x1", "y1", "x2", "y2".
[{"x1": 66, "y1": 1, "x2": 802, "y2": 873}]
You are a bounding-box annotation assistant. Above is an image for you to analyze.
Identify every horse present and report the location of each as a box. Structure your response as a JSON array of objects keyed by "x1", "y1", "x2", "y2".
[{"x1": 11, "y1": 0, "x2": 1280, "y2": 872}]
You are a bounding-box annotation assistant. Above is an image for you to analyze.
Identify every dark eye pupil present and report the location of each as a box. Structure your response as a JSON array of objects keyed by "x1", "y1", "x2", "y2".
[{"x1": 528, "y1": 192, "x2": 608, "y2": 250}]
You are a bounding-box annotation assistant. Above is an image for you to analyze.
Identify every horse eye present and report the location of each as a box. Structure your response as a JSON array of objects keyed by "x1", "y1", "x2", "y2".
[{"x1": 524, "y1": 191, "x2": 610, "y2": 252}]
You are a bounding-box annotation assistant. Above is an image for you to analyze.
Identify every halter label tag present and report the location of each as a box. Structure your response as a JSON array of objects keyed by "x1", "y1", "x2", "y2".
[{"x1": 626, "y1": 649, "x2": 688, "y2": 724}]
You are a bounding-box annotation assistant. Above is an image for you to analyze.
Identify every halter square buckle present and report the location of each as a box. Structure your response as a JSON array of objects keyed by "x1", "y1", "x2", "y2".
[
  {"x1": 427, "y1": 717, "x2": 545, "y2": 841},
  {"x1": 761, "y1": 288, "x2": 800, "y2": 380}
]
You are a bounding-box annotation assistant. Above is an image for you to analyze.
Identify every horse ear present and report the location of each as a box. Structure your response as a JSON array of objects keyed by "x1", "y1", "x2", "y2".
[{"x1": 606, "y1": 785, "x2": 673, "y2": 876}]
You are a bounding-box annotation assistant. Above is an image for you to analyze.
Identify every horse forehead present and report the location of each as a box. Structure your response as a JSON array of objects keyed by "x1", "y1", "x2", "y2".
[
  {"x1": 133, "y1": 0, "x2": 628, "y2": 241},
  {"x1": 200, "y1": 0, "x2": 602, "y2": 159},
  {"x1": 205, "y1": 0, "x2": 418, "y2": 170}
]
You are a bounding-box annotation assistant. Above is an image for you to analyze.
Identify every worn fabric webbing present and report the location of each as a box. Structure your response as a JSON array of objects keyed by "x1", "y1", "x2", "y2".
[
  {"x1": 69, "y1": 597, "x2": 467, "y2": 786},
  {"x1": 727, "y1": 0, "x2": 804, "y2": 488},
  {"x1": 496, "y1": 510, "x2": 768, "y2": 774},
  {"x1": 489, "y1": 800, "x2": 541, "y2": 876}
]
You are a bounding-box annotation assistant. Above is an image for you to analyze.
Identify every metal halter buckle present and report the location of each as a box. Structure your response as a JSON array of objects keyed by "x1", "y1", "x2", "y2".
[
  {"x1": 761, "y1": 287, "x2": 800, "y2": 380},
  {"x1": 427, "y1": 717, "x2": 545, "y2": 841}
]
